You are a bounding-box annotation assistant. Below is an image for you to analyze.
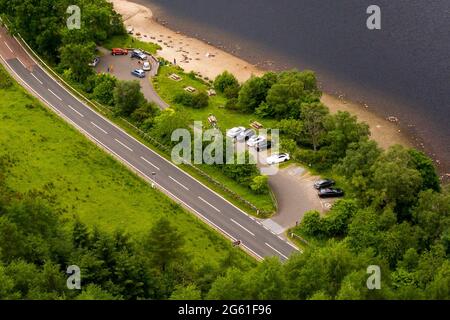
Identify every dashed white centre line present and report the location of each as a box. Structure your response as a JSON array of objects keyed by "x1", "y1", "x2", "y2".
[
  {"x1": 265, "y1": 242, "x2": 288, "y2": 260},
  {"x1": 48, "y1": 89, "x2": 62, "y2": 101},
  {"x1": 16, "y1": 57, "x2": 25, "y2": 68},
  {"x1": 67, "y1": 105, "x2": 84, "y2": 117},
  {"x1": 114, "y1": 139, "x2": 133, "y2": 152},
  {"x1": 230, "y1": 218, "x2": 255, "y2": 236},
  {"x1": 91, "y1": 122, "x2": 108, "y2": 134},
  {"x1": 198, "y1": 196, "x2": 221, "y2": 213},
  {"x1": 31, "y1": 73, "x2": 43, "y2": 85},
  {"x1": 4, "y1": 41, "x2": 12, "y2": 52},
  {"x1": 169, "y1": 176, "x2": 189, "y2": 191},
  {"x1": 140, "y1": 156, "x2": 160, "y2": 171}
]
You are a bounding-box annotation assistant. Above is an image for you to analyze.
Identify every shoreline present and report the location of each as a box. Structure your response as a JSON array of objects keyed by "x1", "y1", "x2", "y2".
[{"x1": 109, "y1": 0, "x2": 413, "y2": 152}]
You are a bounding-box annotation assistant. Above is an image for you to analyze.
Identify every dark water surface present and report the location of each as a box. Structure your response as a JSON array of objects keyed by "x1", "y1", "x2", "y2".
[{"x1": 136, "y1": 0, "x2": 450, "y2": 173}]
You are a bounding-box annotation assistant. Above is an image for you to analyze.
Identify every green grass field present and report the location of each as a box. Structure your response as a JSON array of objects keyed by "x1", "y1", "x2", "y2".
[
  {"x1": 153, "y1": 65, "x2": 278, "y2": 131},
  {"x1": 0, "y1": 64, "x2": 253, "y2": 269},
  {"x1": 102, "y1": 34, "x2": 161, "y2": 55},
  {"x1": 152, "y1": 65, "x2": 278, "y2": 213}
]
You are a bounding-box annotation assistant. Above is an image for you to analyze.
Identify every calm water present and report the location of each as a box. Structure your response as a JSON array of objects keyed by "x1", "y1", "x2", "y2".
[{"x1": 137, "y1": 0, "x2": 450, "y2": 173}]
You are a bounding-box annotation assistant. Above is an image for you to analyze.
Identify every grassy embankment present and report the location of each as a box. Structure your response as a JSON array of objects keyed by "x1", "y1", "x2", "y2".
[
  {"x1": 0, "y1": 64, "x2": 254, "y2": 269},
  {"x1": 152, "y1": 64, "x2": 279, "y2": 214}
]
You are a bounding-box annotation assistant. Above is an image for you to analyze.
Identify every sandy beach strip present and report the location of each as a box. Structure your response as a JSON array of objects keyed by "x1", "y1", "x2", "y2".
[{"x1": 109, "y1": 0, "x2": 412, "y2": 151}]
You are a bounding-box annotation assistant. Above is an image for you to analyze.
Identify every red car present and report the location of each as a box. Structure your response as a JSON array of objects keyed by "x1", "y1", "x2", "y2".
[{"x1": 111, "y1": 48, "x2": 128, "y2": 56}]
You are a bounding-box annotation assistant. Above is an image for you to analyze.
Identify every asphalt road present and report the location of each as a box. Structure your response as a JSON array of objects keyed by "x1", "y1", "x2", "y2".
[{"x1": 0, "y1": 26, "x2": 299, "y2": 261}]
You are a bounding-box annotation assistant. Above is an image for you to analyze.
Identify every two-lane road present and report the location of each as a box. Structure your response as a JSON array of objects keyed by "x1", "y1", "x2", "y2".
[{"x1": 0, "y1": 26, "x2": 299, "y2": 261}]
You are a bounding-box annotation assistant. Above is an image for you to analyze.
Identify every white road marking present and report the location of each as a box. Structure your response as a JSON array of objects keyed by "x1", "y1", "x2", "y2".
[
  {"x1": 265, "y1": 242, "x2": 288, "y2": 260},
  {"x1": 114, "y1": 138, "x2": 133, "y2": 152},
  {"x1": 67, "y1": 105, "x2": 84, "y2": 117},
  {"x1": 287, "y1": 241, "x2": 300, "y2": 251},
  {"x1": 31, "y1": 73, "x2": 43, "y2": 85},
  {"x1": 169, "y1": 176, "x2": 189, "y2": 191},
  {"x1": 278, "y1": 236, "x2": 284, "y2": 240},
  {"x1": 91, "y1": 122, "x2": 108, "y2": 134},
  {"x1": 4, "y1": 41, "x2": 12, "y2": 52},
  {"x1": 230, "y1": 218, "x2": 255, "y2": 236},
  {"x1": 198, "y1": 196, "x2": 221, "y2": 213},
  {"x1": 140, "y1": 156, "x2": 160, "y2": 171},
  {"x1": 48, "y1": 89, "x2": 62, "y2": 101},
  {"x1": 16, "y1": 57, "x2": 25, "y2": 68}
]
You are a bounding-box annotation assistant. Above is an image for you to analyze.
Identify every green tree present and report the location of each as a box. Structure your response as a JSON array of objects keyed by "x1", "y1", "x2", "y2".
[
  {"x1": 76, "y1": 284, "x2": 119, "y2": 300},
  {"x1": 250, "y1": 175, "x2": 269, "y2": 194},
  {"x1": 408, "y1": 149, "x2": 440, "y2": 192},
  {"x1": 113, "y1": 80, "x2": 145, "y2": 116},
  {"x1": 213, "y1": 71, "x2": 239, "y2": 95},
  {"x1": 170, "y1": 284, "x2": 202, "y2": 300},
  {"x1": 237, "y1": 73, "x2": 276, "y2": 113},
  {"x1": 93, "y1": 73, "x2": 117, "y2": 106},
  {"x1": 144, "y1": 218, "x2": 185, "y2": 272},
  {"x1": 300, "y1": 102, "x2": 329, "y2": 151},
  {"x1": 59, "y1": 42, "x2": 96, "y2": 82}
]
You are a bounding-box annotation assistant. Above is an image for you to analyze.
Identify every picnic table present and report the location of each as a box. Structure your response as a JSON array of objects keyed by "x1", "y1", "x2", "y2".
[
  {"x1": 250, "y1": 121, "x2": 263, "y2": 129},
  {"x1": 208, "y1": 114, "x2": 218, "y2": 128}
]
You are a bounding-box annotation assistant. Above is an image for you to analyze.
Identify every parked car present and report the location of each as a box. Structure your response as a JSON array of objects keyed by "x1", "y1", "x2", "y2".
[
  {"x1": 247, "y1": 135, "x2": 266, "y2": 147},
  {"x1": 88, "y1": 57, "x2": 100, "y2": 67},
  {"x1": 127, "y1": 26, "x2": 134, "y2": 34},
  {"x1": 131, "y1": 69, "x2": 146, "y2": 78},
  {"x1": 318, "y1": 188, "x2": 344, "y2": 198},
  {"x1": 142, "y1": 61, "x2": 151, "y2": 71},
  {"x1": 111, "y1": 48, "x2": 128, "y2": 55},
  {"x1": 131, "y1": 49, "x2": 147, "y2": 60},
  {"x1": 226, "y1": 127, "x2": 245, "y2": 139},
  {"x1": 314, "y1": 179, "x2": 335, "y2": 190},
  {"x1": 266, "y1": 153, "x2": 290, "y2": 165},
  {"x1": 236, "y1": 129, "x2": 256, "y2": 142},
  {"x1": 256, "y1": 140, "x2": 271, "y2": 152}
]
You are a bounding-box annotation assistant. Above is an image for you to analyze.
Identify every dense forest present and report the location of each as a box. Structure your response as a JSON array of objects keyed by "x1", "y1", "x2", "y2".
[{"x1": 1, "y1": 0, "x2": 449, "y2": 300}]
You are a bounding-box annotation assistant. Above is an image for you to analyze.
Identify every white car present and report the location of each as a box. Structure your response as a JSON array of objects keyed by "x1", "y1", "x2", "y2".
[
  {"x1": 266, "y1": 153, "x2": 290, "y2": 165},
  {"x1": 247, "y1": 135, "x2": 266, "y2": 147},
  {"x1": 226, "y1": 127, "x2": 245, "y2": 139},
  {"x1": 142, "y1": 61, "x2": 151, "y2": 71}
]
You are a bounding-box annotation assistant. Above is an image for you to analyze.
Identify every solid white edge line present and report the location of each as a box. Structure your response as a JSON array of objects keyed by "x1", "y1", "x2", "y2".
[
  {"x1": 114, "y1": 138, "x2": 133, "y2": 152},
  {"x1": 0, "y1": 54, "x2": 264, "y2": 261},
  {"x1": 5, "y1": 34, "x2": 298, "y2": 258},
  {"x1": 91, "y1": 122, "x2": 108, "y2": 134},
  {"x1": 140, "y1": 156, "x2": 160, "y2": 171},
  {"x1": 198, "y1": 196, "x2": 221, "y2": 213},
  {"x1": 230, "y1": 218, "x2": 255, "y2": 236},
  {"x1": 265, "y1": 243, "x2": 288, "y2": 260},
  {"x1": 168, "y1": 176, "x2": 189, "y2": 191},
  {"x1": 31, "y1": 72, "x2": 43, "y2": 85},
  {"x1": 48, "y1": 88, "x2": 62, "y2": 101},
  {"x1": 67, "y1": 105, "x2": 84, "y2": 117}
]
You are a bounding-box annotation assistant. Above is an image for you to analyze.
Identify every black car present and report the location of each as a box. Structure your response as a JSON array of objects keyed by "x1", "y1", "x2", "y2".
[
  {"x1": 256, "y1": 140, "x2": 272, "y2": 152},
  {"x1": 318, "y1": 188, "x2": 344, "y2": 198},
  {"x1": 314, "y1": 179, "x2": 335, "y2": 189}
]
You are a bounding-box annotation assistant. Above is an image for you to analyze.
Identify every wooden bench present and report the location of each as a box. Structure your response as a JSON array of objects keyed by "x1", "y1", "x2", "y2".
[
  {"x1": 250, "y1": 121, "x2": 263, "y2": 129},
  {"x1": 184, "y1": 86, "x2": 197, "y2": 93}
]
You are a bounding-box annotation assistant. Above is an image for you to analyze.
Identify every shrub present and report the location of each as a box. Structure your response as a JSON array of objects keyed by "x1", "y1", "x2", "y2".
[
  {"x1": 213, "y1": 71, "x2": 239, "y2": 94},
  {"x1": 250, "y1": 175, "x2": 269, "y2": 194},
  {"x1": 174, "y1": 91, "x2": 209, "y2": 109},
  {"x1": 0, "y1": 67, "x2": 13, "y2": 89}
]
